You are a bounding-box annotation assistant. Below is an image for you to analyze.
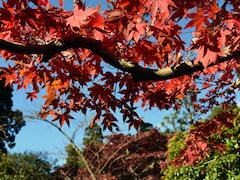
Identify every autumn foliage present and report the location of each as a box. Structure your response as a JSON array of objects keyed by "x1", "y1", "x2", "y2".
[
  {"x1": 173, "y1": 110, "x2": 235, "y2": 166},
  {"x1": 0, "y1": 0, "x2": 239, "y2": 129},
  {"x1": 54, "y1": 128, "x2": 169, "y2": 179},
  {"x1": 163, "y1": 106, "x2": 240, "y2": 179}
]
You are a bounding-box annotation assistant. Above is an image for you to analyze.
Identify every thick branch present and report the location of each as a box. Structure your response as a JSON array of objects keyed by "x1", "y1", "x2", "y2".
[{"x1": 0, "y1": 37, "x2": 239, "y2": 82}]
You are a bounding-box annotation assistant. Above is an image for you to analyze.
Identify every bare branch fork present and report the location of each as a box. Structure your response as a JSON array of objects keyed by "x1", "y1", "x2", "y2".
[{"x1": 0, "y1": 36, "x2": 239, "y2": 82}]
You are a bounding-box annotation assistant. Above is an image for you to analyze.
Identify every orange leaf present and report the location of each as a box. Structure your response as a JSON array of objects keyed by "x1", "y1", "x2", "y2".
[
  {"x1": 42, "y1": 93, "x2": 56, "y2": 105},
  {"x1": 58, "y1": 0, "x2": 63, "y2": 7},
  {"x1": 92, "y1": 29, "x2": 104, "y2": 41},
  {"x1": 175, "y1": 93, "x2": 184, "y2": 100}
]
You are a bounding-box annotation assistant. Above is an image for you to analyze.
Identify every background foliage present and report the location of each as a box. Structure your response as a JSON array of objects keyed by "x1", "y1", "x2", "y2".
[
  {"x1": 0, "y1": 152, "x2": 52, "y2": 180},
  {"x1": 0, "y1": 75, "x2": 25, "y2": 153},
  {"x1": 163, "y1": 105, "x2": 240, "y2": 180}
]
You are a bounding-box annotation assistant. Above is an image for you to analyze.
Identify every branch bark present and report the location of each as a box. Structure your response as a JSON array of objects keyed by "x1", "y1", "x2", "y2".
[{"x1": 0, "y1": 36, "x2": 239, "y2": 82}]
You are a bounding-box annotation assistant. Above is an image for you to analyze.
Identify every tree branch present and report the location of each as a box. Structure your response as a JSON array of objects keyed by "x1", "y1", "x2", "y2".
[{"x1": 0, "y1": 36, "x2": 239, "y2": 82}]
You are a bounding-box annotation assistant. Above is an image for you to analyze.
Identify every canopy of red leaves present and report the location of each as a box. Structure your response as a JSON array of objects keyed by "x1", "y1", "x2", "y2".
[{"x1": 0, "y1": 0, "x2": 239, "y2": 129}]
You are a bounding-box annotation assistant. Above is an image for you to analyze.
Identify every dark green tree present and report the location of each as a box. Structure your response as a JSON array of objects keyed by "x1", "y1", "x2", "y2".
[
  {"x1": 0, "y1": 152, "x2": 52, "y2": 180},
  {"x1": 83, "y1": 123, "x2": 103, "y2": 147},
  {"x1": 140, "y1": 122, "x2": 153, "y2": 132},
  {"x1": 0, "y1": 76, "x2": 25, "y2": 153},
  {"x1": 65, "y1": 123, "x2": 103, "y2": 169},
  {"x1": 65, "y1": 144, "x2": 85, "y2": 169}
]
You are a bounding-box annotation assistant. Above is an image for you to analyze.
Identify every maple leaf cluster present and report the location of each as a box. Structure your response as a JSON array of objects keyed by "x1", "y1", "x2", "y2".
[
  {"x1": 0, "y1": 0, "x2": 239, "y2": 129},
  {"x1": 173, "y1": 109, "x2": 236, "y2": 166}
]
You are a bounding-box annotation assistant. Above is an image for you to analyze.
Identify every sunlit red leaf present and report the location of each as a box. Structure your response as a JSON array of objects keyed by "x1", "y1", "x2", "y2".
[
  {"x1": 30, "y1": 0, "x2": 49, "y2": 7},
  {"x1": 119, "y1": 0, "x2": 129, "y2": 9},
  {"x1": 151, "y1": 0, "x2": 176, "y2": 20},
  {"x1": 58, "y1": 0, "x2": 63, "y2": 7},
  {"x1": 92, "y1": 29, "x2": 104, "y2": 41}
]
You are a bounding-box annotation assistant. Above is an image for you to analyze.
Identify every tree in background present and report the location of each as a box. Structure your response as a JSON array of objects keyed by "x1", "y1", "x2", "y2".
[
  {"x1": 163, "y1": 105, "x2": 240, "y2": 179},
  {"x1": 61, "y1": 128, "x2": 169, "y2": 179},
  {"x1": 64, "y1": 123, "x2": 103, "y2": 173},
  {"x1": 0, "y1": 76, "x2": 25, "y2": 153},
  {"x1": 0, "y1": 152, "x2": 52, "y2": 180},
  {"x1": 160, "y1": 91, "x2": 201, "y2": 133},
  {"x1": 0, "y1": 0, "x2": 238, "y2": 130},
  {"x1": 64, "y1": 144, "x2": 84, "y2": 174},
  {"x1": 83, "y1": 123, "x2": 103, "y2": 147}
]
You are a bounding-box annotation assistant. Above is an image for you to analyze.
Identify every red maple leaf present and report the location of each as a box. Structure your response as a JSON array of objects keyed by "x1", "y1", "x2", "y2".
[{"x1": 26, "y1": 91, "x2": 38, "y2": 101}]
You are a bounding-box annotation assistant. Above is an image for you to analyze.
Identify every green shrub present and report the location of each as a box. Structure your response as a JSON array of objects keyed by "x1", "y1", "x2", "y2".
[
  {"x1": 167, "y1": 131, "x2": 187, "y2": 161},
  {"x1": 163, "y1": 107, "x2": 240, "y2": 180}
]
